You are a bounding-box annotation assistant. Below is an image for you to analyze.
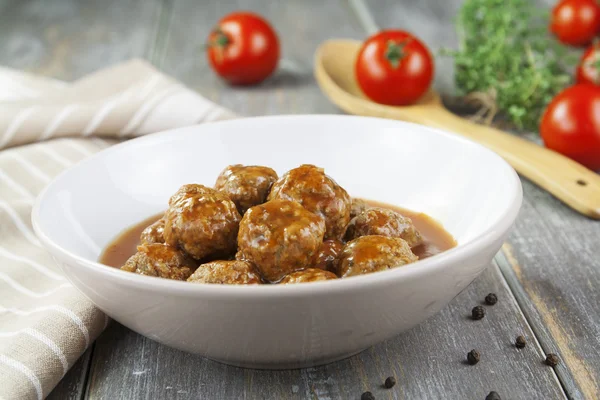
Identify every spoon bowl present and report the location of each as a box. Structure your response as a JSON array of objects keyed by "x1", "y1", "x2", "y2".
[{"x1": 315, "y1": 39, "x2": 600, "y2": 219}]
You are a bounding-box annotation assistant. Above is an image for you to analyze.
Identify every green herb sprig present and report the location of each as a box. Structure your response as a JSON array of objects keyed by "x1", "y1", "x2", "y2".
[{"x1": 443, "y1": 0, "x2": 577, "y2": 132}]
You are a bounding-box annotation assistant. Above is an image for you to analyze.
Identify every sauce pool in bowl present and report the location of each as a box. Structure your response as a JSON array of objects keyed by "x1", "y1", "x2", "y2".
[{"x1": 100, "y1": 199, "x2": 456, "y2": 269}]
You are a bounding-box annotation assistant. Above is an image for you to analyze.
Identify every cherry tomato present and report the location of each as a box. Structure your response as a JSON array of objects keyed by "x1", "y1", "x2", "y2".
[
  {"x1": 540, "y1": 85, "x2": 600, "y2": 171},
  {"x1": 576, "y1": 41, "x2": 600, "y2": 84},
  {"x1": 355, "y1": 30, "x2": 434, "y2": 106},
  {"x1": 206, "y1": 12, "x2": 279, "y2": 85},
  {"x1": 550, "y1": 0, "x2": 600, "y2": 46}
]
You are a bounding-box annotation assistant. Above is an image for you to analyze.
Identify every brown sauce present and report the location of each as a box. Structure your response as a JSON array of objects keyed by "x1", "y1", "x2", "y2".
[
  {"x1": 363, "y1": 200, "x2": 456, "y2": 260},
  {"x1": 99, "y1": 199, "x2": 456, "y2": 269},
  {"x1": 101, "y1": 213, "x2": 163, "y2": 268}
]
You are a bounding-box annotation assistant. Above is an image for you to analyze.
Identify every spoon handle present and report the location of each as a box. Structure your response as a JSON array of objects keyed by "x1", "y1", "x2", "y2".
[{"x1": 411, "y1": 105, "x2": 600, "y2": 219}]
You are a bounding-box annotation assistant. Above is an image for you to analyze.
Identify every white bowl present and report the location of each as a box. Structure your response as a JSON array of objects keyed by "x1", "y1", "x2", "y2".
[{"x1": 32, "y1": 115, "x2": 522, "y2": 369}]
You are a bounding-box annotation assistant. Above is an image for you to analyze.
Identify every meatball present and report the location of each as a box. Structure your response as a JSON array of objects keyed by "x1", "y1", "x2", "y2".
[
  {"x1": 313, "y1": 239, "x2": 344, "y2": 272},
  {"x1": 164, "y1": 184, "x2": 241, "y2": 260},
  {"x1": 344, "y1": 207, "x2": 423, "y2": 248},
  {"x1": 187, "y1": 260, "x2": 262, "y2": 285},
  {"x1": 267, "y1": 164, "x2": 351, "y2": 240},
  {"x1": 121, "y1": 243, "x2": 196, "y2": 280},
  {"x1": 335, "y1": 235, "x2": 418, "y2": 278},
  {"x1": 237, "y1": 199, "x2": 326, "y2": 282},
  {"x1": 280, "y1": 268, "x2": 338, "y2": 284},
  {"x1": 214, "y1": 164, "x2": 278, "y2": 214},
  {"x1": 140, "y1": 218, "x2": 165, "y2": 245},
  {"x1": 350, "y1": 198, "x2": 368, "y2": 219}
]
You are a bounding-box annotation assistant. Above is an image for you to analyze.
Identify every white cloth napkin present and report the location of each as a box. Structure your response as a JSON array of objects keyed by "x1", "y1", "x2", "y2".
[{"x1": 0, "y1": 60, "x2": 235, "y2": 400}]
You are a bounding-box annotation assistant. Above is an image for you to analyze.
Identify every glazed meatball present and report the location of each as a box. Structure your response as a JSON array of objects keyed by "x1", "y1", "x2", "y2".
[
  {"x1": 350, "y1": 198, "x2": 368, "y2": 219},
  {"x1": 267, "y1": 164, "x2": 351, "y2": 240},
  {"x1": 187, "y1": 260, "x2": 261, "y2": 285},
  {"x1": 335, "y1": 235, "x2": 418, "y2": 278},
  {"x1": 280, "y1": 268, "x2": 338, "y2": 284},
  {"x1": 313, "y1": 239, "x2": 344, "y2": 272},
  {"x1": 140, "y1": 218, "x2": 165, "y2": 245},
  {"x1": 214, "y1": 164, "x2": 278, "y2": 214},
  {"x1": 164, "y1": 184, "x2": 241, "y2": 260},
  {"x1": 121, "y1": 243, "x2": 196, "y2": 280},
  {"x1": 237, "y1": 199, "x2": 326, "y2": 282},
  {"x1": 344, "y1": 207, "x2": 423, "y2": 248}
]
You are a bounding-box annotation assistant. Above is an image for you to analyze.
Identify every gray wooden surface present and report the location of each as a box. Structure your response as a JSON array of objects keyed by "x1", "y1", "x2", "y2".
[
  {"x1": 0, "y1": 0, "x2": 164, "y2": 80},
  {"x1": 1, "y1": 0, "x2": 598, "y2": 399},
  {"x1": 369, "y1": 1, "x2": 600, "y2": 398},
  {"x1": 47, "y1": 348, "x2": 93, "y2": 400},
  {"x1": 84, "y1": 266, "x2": 565, "y2": 400}
]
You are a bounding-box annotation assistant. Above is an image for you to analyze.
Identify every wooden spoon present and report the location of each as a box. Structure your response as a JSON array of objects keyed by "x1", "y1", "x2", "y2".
[{"x1": 314, "y1": 39, "x2": 600, "y2": 219}]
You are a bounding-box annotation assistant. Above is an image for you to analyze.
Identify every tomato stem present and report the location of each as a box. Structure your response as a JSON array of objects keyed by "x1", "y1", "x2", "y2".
[
  {"x1": 582, "y1": 38, "x2": 600, "y2": 85},
  {"x1": 384, "y1": 40, "x2": 408, "y2": 69},
  {"x1": 593, "y1": 39, "x2": 600, "y2": 85},
  {"x1": 206, "y1": 28, "x2": 230, "y2": 49}
]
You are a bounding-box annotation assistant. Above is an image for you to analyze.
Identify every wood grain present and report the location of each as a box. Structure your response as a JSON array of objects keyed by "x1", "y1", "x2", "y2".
[
  {"x1": 498, "y1": 180, "x2": 600, "y2": 400},
  {"x1": 0, "y1": 0, "x2": 164, "y2": 81},
  {"x1": 0, "y1": 0, "x2": 590, "y2": 398},
  {"x1": 47, "y1": 348, "x2": 93, "y2": 400},
  {"x1": 356, "y1": 0, "x2": 555, "y2": 96},
  {"x1": 157, "y1": 0, "x2": 365, "y2": 115},
  {"x1": 87, "y1": 266, "x2": 566, "y2": 400},
  {"x1": 314, "y1": 39, "x2": 600, "y2": 219},
  {"x1": 86, "y1": 1, "x2": 562, "y2": 399},
  {"x1": 349, "y1": 0, "x2": 463, "y2": 95},
  {"x1": 0, "y1": 1, "x2": 162, "y2": 398},
  {"x1": 369, "y1": 1, "x2": 600, "y2": 398}
]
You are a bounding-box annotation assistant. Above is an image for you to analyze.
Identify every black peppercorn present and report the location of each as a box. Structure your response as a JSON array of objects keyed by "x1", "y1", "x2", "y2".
[
  {"x1": 361, "y1": 391, "x2": 375, "y2": 400},
  {"x1": 384, "y1": 376, "x2": 396, "y2": 389},
  {"x1": 485, "y1": 391, "x2": 501, "y2": 400},
  {"x1": 472, "y1": 305, "x2": 485, "y2": 320},
  {"x1": 485, "y1": 293, "x2": 498, "y2": 305},
  {"x1": 545, "y1": 353, "x2": 560, "y2": 367},
  {"x1": 467, "y1": 349, "x2": 480, "y2": 365},
  {"x1": 515, "y1": 335, "x2": 526, "y2": 349}
]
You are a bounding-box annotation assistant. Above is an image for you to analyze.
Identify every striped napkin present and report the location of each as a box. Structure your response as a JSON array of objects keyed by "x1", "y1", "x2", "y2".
[{"x1": 0, "y1": 60, "x2": 235, "y2": 400}]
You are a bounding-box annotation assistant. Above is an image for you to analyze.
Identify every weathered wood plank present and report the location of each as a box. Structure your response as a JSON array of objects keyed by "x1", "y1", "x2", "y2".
[
  {"x1": 361, "y1": 0, "x2": 556, "y2": 97},
  {"x1": 156, "y1": 0, "x2": 365, "y2": 115},
  {"x1": 350, "y1": 0, "x2": 464, "y2": 95},
  {"x1": 0, "y1": 0, "x2": 164, "y2": 398},
  {"x1": 499, "y1": 181, "x2": 600, "y2": 400},
  {"x1": 369, "y1": 1, "x2": 600, "y2": 398},
  {"x1": 83, "y1": 1, "x2": 566, "y2": 399},
  {"x1": 0, "y1": 0, "x2": 577, "y2": 398},
  {"x1": 47, "y1": 347, "x2": 94, "y2": 400},
  {"x1": 0, "y1": 0, "x2": 164, "y2": 81},
  {"x1": 87, "y1": 266, "x2": 565, "y2": 400}
]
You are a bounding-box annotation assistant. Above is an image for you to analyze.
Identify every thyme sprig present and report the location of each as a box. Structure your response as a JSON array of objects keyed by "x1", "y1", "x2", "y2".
[{"x1": 443, "y1": 0, "x2": 578, "y2": 131}]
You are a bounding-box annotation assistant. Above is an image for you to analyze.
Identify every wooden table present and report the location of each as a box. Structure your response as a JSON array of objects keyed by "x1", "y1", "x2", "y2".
[{"x1": 2, "y1": 0, "x2": 598, "y2": 398}]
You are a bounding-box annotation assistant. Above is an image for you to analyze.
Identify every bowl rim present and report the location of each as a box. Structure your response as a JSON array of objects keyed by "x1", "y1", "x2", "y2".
[{"x1": 32, "y1": 114, "x2": 523, "y2": 298}]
